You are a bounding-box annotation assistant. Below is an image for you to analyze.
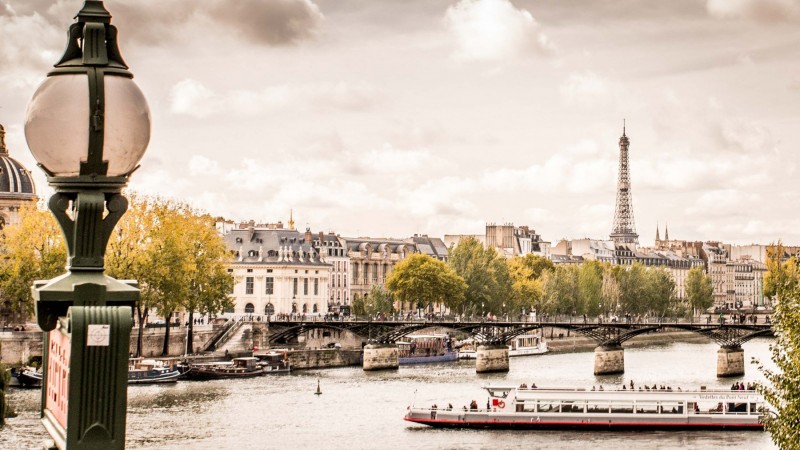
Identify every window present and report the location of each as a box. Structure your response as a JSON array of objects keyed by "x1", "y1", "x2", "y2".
[
  {"x1": 304, "y1": 279, "x2": 309, "y2": 295},
  {"x1": 293, "y1": 278, "x2": 298, "y2": 296},
  {"x1": 265, "y1": 277, "x2": 274, "y2": 295},
  {"x1": 292, "y1": 303, "x2": 297, "y2": 313},
  {"x1": 245, "y1": 277, "x2": 254, "y2": 295},
  {"x1": 247, "y1": 268, "x2": 253, "y2": 273},
  {"x1": 313, "y1": 303, "x2": 318, "y2": 313},
  {"x1": 244, "y1": 303, "x2": 254, "y2": 314},
  {"x1": 302, "y1": 303, "x2": 308, "y2": 313},
  {"x1": 314, "y1": 279, "x2": 319, "y2": 295},
  {"x1": 353, "y1": 265, "x2": 359, "y2": 284},
  {"x1": 265, "y1": 303, "x2": 274, "y2": 315}
]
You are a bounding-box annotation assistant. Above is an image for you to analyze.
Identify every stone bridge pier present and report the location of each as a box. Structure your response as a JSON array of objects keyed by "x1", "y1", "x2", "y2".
[
  {"x1": 476, "y1": 343, "x2": 509, "y2": 373},
  {"x1": 362, "y1": 342, "x2": 399, "y2": 371},
  {"x1": 717, "y1": 345, "x2": 744, "y2": 377},
  {"x1": 594, "y1": 344, "x2": 625, "y2": 375}
]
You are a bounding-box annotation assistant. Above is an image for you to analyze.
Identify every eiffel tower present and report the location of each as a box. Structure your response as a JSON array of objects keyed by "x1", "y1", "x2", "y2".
[{"x1": 610, "y1": 120, "x2": 639, "y2": 246}]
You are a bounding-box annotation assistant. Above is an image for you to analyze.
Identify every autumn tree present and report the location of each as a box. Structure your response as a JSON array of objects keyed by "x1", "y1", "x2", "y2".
[
  {"x1": 685, "y1": 266, "x2": 713, "y2": 316},
  {"x1": 507, "y1": 256, "x2": 545, "y2": 317},
  {"x1": 385, "y1": 253, "x2": 466, "y2": 315},
  {"x1": 755, "y1": 243, "x2": 800, "y2": 449},
  {"x1": 577, "y1": 260, "x2": 603, "y2": 316},
  {"x1": 448, "y1": 237, "x2": 511, "y2": 316},
  {"x1": 0, "y1": 204, "x2": 66, "y2": 315},
  {"x1": 540, "y1": 265, "x2": 579, "y2": 315}
]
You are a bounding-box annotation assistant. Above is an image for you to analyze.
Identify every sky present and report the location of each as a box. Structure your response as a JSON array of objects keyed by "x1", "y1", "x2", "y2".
[{"x1": 1, "y1": 0, "x2": 799, "y2": 246}]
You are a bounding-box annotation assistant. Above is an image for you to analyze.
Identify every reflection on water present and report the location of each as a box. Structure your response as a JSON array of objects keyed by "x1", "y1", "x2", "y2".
[{"x1": 1, "y1": 339, "x2": 777, "y2": 449}]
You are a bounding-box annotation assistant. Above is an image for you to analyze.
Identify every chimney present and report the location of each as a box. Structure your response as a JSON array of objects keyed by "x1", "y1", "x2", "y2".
[{"x1": 305, "y1": 227, "x2": 312, "y2": 245}]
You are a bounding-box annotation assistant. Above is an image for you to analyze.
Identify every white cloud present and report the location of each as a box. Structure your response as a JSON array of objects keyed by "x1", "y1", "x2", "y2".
[
  {"x1": 707, "y1": 0, "x2": 800, "y2": 22},
  {"x1": 188, "y1": 155, "x2": 220, "y2": 176},
  {"x1": 444, "y1": 0, "x2": 554, "y2": 62},
  {"x1": 169, "y1": 79, "x2": 217, "y2": 118},
  {"x1": 559, "y1": 71, "x2": 611, "y2": 105},
  {"x1": 168, "y1": 79, "x2": 378, "y2": 117}
]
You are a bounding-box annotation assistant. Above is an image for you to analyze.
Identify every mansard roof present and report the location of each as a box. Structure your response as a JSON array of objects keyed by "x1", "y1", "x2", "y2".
[{"x1": 224, "y1": 228, "x2": 329, "y2": 266}]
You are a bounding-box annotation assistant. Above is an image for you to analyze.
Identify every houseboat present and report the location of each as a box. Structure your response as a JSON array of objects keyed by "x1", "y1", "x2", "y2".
[
  {"x1": 128, "y1": 359, "x2": 182, "y2": 385},
  {"x1": 405, "y1": 385, "x2": 765, "y2": 430},
  {"x1": 397, "y1": 335, "x2": 457, "y2": 364},
  {"x1": 182, "y1": 357, "x2": 272, "y2": 380},
  {"x1": 254, "y1": 351, "x2": 291, "y2": 374},
  {"x1": 508, "y1": 334, "x2": 548, "y2": 357}
]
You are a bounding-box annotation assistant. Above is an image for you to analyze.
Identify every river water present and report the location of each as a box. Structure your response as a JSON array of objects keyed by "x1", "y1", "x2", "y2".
[{"x1": 2, "y1": 338, "x2": 777, "y2": 449}]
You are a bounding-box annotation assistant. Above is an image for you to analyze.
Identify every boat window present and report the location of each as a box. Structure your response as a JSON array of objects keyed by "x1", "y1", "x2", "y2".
[
  {"x1": 559, "y1": 401, "x2": 583, "y2": 413},
  {"x1": 586, "y1": 402, "x2": 611, "y2": 414},
  {"x1": 635, "y1": 403, "x2": 659, "y2": 414},
  {"x1": 660, "y1": 402, "x2": 683, "y2": 414},
  {"x1": 536, "y1": 401, "x2": 559, "y2": 413},
  {"x1": 610, "y1": 402, "x2": 634, "y2": 414}
]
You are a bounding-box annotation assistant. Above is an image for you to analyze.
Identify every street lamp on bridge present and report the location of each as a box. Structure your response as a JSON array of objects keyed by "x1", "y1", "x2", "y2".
[{"x1": 25, "y1": 1, "x2": 150, "y2": 448}]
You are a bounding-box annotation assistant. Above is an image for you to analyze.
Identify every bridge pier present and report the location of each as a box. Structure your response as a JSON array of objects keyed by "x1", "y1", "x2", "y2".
[
  {"x1": 362, "y1": 342, "x2": 399, "y2": 371},
  {"x1": 717, "y1": 345, "x2": 744, "y2": 377},
  {"x1": 476, "y1": 344, "x2": 509, "y2": 373},
  {"x1": 594, "y1": 344, "x2": 624, "y2": 375}
]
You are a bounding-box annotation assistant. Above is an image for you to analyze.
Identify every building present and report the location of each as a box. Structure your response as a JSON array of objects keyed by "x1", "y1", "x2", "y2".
[
  {"x1": 701, "y1": 243, "x2": 729, "y2": 309},
  {"x1": 311, "y1": 231, "x2": 350, "y2": 309},
  {"x1": 445, "y1": 223, "x2": 550, "y2": 259},
  {"x1": 344, "y1": 237, "x2": 413, "y2": 306},
  {"x1": 0, "y1": 124, "x2": 37, "y2": 229},
  {"x1": 222, "y1": 224, "x2": 331, "y2": 317},
  {"x1": 0, "y1": 124, "x2": 38, "y2": 326},
  {"x1": 552, "y1": 238, "x2": 615, "y2": 263},
  {"x1": 725, "y1": 258, "x2": 767, "y2": 310}
]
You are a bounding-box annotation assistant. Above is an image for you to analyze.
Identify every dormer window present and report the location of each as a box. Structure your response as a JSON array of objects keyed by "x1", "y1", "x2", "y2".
[{"x1": 235, "y1": 237, "x2": 243, "y2": 243}]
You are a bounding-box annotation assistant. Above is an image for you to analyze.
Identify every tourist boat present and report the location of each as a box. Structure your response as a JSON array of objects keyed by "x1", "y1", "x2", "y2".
[
  {"x1": 397, "y1": 334, "x2": 457, "y2": 364},
  {"x1": 128, "y1": 359, "x2": 182, "y2": 385},
  {"x1": 182, "y1": 357, "x2": 274, "y2": 380},
  {"x1": 404, "y1": 385, "x2": 765, "y2": 430},
  {"x1": 254, "y1": 350, "x2": 291, "y2": 374},
  {"x1": 456, "y1": 339, "x2": 477, "y2": 360},
  {"x1": 508, "y1": 334, "x2": 548, "y2": 357},
  {"x1": 11, "y1": 366, "x2": 43, "y2": 388}
]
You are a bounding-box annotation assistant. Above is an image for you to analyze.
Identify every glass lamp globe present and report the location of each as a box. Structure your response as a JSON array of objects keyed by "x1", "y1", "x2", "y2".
[{"x1": 24, "y1": 74, "x2": 151, "y2": 177}]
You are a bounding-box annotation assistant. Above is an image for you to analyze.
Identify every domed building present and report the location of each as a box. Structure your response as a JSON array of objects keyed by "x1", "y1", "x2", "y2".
[{"x1": 0, "y1": 124, "x2": 37, "y2": 229}]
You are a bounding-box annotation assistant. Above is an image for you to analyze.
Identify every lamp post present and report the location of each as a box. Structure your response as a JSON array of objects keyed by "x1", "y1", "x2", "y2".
[{"x1": 24, "y1": 2, "x2": 150, "y2": 449}]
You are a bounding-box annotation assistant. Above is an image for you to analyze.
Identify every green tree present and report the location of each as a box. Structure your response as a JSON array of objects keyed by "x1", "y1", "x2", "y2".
[
  {"x1": 645, "y1": 268, "x2": 676, "y2": 318},
  {"x1": 578, "y1": 261, "x2": 603, "y2": 316},
  {"x1": 507, "y1": 256, "x2": 544, "y2": 317},
  {"x1": 685, "y1": 266, "x2": 713, "y2": 316},
  {"x1": 601, "y1": 265, "x2": 621, "y2": 316},
  {"x1": 618, "y1": 263, "x2": 648, "y2": 315},
  {"x1": 0, "y1": 204, "x2": 66, "y2": 315},
  {"x1": 755, "y1": 243, "x2": 800, "y2": 449},
  {"x1": 541, "y1": 265, "x2": 579, "y2": 315},
  {"x1": 448, "y1": 237, "x2": 511, "y2": 316},
  {"x1": 355, "y1": 285, "x2": 396, "y2": 317},
  {"x1": 386, "y1": 253, "x2": 466, "y2": 315}
]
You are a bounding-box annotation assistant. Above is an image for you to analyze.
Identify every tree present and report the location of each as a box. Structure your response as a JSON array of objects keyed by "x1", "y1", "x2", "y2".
[
  {"x1": 448, "y1": 237, "x2": 511, "y2": 316},
  {"x1": 601, "y1": 265, "x2": 621, "y2": 316},
  {"x1": 541, "y1": 265, "x2": 579, "y2": 315},
  {"x1": 0, "y1": 204, "x2": 66, "y2": 316},
  {"x1": 685, "y1": 266, "x2": 713, "y2": 316},
  {"x1": 507, "y1": 256, "x2": 544, "y2": 317},
  {"x1": 385, "y1": 254, "x2": 466, "y2": 315},
  {"x1": 577, "y1": 261, "x2": 603, "y2": 316},
  {"x1": 617, "y1": 263, "x2": 648, "y2": 315},
  {"x1": 353, "y1": 285, "x2": 395, "y2": 317},
  {"x1": 645, "y1": 268, "x2": 676, "y2": 318},
  {"x1": 755, "y1": 243, "x2": 800, "y2": 449}
]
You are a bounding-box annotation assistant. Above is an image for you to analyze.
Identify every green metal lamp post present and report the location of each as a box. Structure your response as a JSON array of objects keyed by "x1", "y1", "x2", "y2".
[{"x1": 24, "y1": 1, "x2": 150, "y2": 448}]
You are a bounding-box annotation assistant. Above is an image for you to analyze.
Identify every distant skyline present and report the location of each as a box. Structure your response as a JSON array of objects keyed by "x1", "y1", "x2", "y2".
[{"x1": 1, "y1": 0, "x2": 799, "y2": 245}]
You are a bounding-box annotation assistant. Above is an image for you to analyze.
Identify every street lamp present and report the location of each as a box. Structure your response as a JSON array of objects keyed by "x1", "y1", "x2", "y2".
[{"x1": 25, "y1": 2, "x2": 149, "y2": 449}]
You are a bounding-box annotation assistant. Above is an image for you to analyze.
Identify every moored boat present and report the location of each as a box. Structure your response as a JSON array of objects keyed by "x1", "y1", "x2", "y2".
[
  {"x1": 182, "y1": 357, "x2": 272, "y2": 380},
  {"x1": 507, "y1": 334, "x2": 548, "y2": 357},
  {"x1": 398, "y1": 334, "x2": 457, "y2": 364},
  {"x1": 405, "y1": 385, "x2": 765, "y2": 430},
  {"x1": 254, "y1": 350, "x2": 291, "y2": 374},
  {"x1": 128, "y1": 359, "x2": 182, "y2": 385},
  {"x1": 11, "y1": 366, "x2": 43, "y2": 388},
  {"x1": 455, "y1": 339, "x2": 477, "y2": 360}
]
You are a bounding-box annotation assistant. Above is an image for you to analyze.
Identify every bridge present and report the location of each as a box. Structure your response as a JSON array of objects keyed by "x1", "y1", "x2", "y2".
[{"x1": 265, "y1": 318, "x2": 773, "y2": 377}]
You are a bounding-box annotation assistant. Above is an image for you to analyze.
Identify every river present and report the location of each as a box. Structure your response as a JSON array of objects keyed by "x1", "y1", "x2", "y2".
[{"x1": 1, "y1": 338, "x2": 777, "y2": 449}]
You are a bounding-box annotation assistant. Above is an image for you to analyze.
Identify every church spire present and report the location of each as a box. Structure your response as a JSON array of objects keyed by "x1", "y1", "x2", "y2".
[
  {"x1": 655, "y1": 223, "x2": 660, "y2": 243},
  {"x1": 288, "y1": 209, "x2": 295, "y2": 230},
  {"x1": 664, "y1": 223, "x2": 669, "y2": 241}
]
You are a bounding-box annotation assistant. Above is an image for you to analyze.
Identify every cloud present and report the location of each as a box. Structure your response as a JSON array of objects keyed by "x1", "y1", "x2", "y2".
[
  {"x1": 0, "y1": 9, "x2": 61, "y2": 69},
  {"x1": 444, "y1": 0, "x2": 554, "y2": 62},
  {"x1": 168, "y1": 79, "x2": 378, "y2": 118},
  {"x1": 210, "y1": 0, "x2": 324, "y2": 46},
  {"x1": 706, "y1": 0, "x2": 800, "y2": 22},
  {"x1": 559, "y1": 71, "x2": 611, "y2": 105}
]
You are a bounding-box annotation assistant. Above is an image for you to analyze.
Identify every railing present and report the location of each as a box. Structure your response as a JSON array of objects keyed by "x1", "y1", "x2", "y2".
[{"x1": 205, "y1": 317, "x2": 245, "y2": 352}]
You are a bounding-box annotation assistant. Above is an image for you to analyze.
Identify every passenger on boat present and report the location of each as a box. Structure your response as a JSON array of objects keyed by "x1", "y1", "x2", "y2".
[
  {"x1": 630, "y1": 380, "x2": 634, "y2": 390},
  {"x1": 447, "y1": 403, "x2": 453, "y2": 411},
  {"x1": 599, "y1": 385, "x2": 604, "y2": 391},
  {"x1": 520, "y1": 383, "x2": 528, "y2": 389},
  {"x1": 470, "y1": 400, "x2": 478, "y2": 411},
  {"x1": 531, "y1": 383, "x2": 537, "y2": 389}
]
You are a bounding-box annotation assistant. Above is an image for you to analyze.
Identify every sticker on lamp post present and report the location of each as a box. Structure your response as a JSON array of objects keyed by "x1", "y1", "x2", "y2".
[{"x1": 87, "y1": 324, "x2": 111, "y2": 346}]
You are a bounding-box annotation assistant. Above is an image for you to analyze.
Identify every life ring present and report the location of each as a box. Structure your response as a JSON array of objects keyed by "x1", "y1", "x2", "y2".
[{"x1": 497, "y1": 400, "x2": 506, "y2": 409}]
